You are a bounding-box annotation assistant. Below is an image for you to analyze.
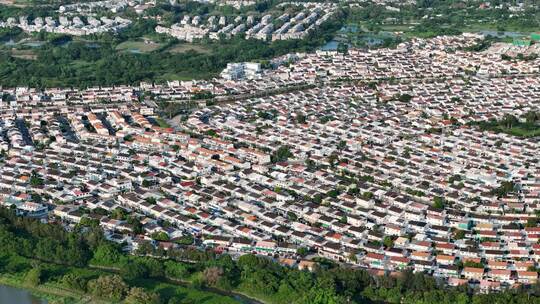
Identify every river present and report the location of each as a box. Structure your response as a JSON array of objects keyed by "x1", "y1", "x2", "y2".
[{"x1": 0, "y1": 285, "x2": 47, "y2": 304}]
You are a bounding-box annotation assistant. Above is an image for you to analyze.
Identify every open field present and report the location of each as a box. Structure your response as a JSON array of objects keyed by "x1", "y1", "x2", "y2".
[
  {"x1": 116, "y1": 40, "x2": 163, "y2": 53},
  {"x1": 9, "y1": 48, "x2": 37, "y2": 60},
  {"x1": 167, "y1": 43, "x2": 212, "y2": 54},
  {"x1": 157, "y1": 71, "x2": 217, "y2": 82}
]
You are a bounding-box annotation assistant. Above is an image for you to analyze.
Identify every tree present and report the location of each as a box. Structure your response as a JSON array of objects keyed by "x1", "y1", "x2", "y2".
[
  {"x1": 61, "y1": 273, "x2": 88, "y2": 291},
  {"x1": 397, "y1": 94, "x2": 413, "y2": 103},
  {"x1": 125, "y1": 287, "x2": 161, "y2": 304},
  {"x1": 337, "y1": 42, "x2": 348, "y2": 54},
  {"x1": 433, "y1": 196, "x2": 446, "y2": 210},
  {"x1": 87, "y1": 275, "x2": 128, "y2": 302},
  {"x1": 203, "y1": 266, "x2": 224, "y2": 286},
  {"x1": 111, "y1": 208, "x2": 128, "y2": 220},
  {"x1": 525, "y1": 111, "x2": 539, "y2": 124},
  {"x1": 296, "y1": 113, "x2": 307, "y2": 124},
  {"x1": 127, "y1": 216, "x2": 144, "y2": 235},
  {"x1": 79, "y1": 217, "x2": 99, "y2": 228},
  {"x1": 297, "y1": 247, "x2": 309, "y2": 257},
  {"x1": 492, "y1": 181, "x2": 515, "y2": 197},
  {"x1": 175, "y1": 234, "x2": 194, "y2": 245},
  {"x1": 526, "y1": 218, "x2": 539, "y2": 228},
  {"x1": 122, "y1": 260, "x2": 149, "y2": 280},
  {"x1": 142, "y1": 180, "x2": 153, "y2": 187},
  {"x1": 499, "y1": 114, "x2": 518, "y2": 129},
  {"x1": 164, "y1": 260, "x2": 190, "y2": 279},
  {"x1": 463, "y1": 261, "x2": 484, "y2": 268},
  {"x1": 151, "y1": 231, "x2": 170, "y2": 242},
  {"x1": 139, "y1": 258, "x2": 165, "y2": 278},
  {"x1": 271, "y1": 146, "x2": 293, "y2": 163},
  {"x1": 29, "y1": 176, "x2": 44, "y2": 186},
  {"x1": 454, "y1": 230, "x2": 466, "y2": 240},
  {"x1": 327, "y1": 189, "x2": 339, "y2": 198},
  {"x1": 383, "y1": 236, "x2": 394, "y2": 248},
  {"x1": 92, "y1": 243, "x2": 124, "y2": 266},
  {"x1": 205, "y1": 129, "x2": 218, "y2": 137}
]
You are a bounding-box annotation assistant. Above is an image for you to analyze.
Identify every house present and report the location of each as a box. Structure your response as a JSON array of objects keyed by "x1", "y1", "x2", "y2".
[
  {"x1": 298, "y1": 260, "x2": 316, "y2": 272},
  {"x1": 462, "y1": 267, "x2": 485, "y2": 280},
  {"x1": 517, "y1": 271, "x2": 538, "y2": 284},
  {"x1": 488, "y1": 269, "x2": 512, "y2": 282}
]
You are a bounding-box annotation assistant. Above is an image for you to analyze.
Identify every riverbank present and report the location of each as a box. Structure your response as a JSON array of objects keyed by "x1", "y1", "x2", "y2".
[
  {"x1": 0, "y1": 267, "x2": 266, "y2": 304},
  {"x1": 0, "y1": 273, "x2": 98, "y2": 304},
  {"x1": 0, "y1": 251, "x2": 252, "y2": 304}
]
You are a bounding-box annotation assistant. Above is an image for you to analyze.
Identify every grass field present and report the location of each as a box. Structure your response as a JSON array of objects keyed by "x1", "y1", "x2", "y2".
[
  {"x1": 502, "y1": 127, "x2": 540, "y2": 138},
  {"x1": 116, "y1": 40, "x2": 163, "y2": 53},
  {"x1": 10, "y1": 49, "x2": 37, "y2": 60},
  {"x1": 157, "y1": 71, "x2": 217, "y2": 82},
  {"x1": 167, "y1": 43, "x2": 212, "y2": 54}
]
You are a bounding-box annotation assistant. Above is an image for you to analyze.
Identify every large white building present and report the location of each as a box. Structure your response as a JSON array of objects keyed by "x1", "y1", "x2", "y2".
[{"x1": 220, "y1": 62, "x2": 261, "y2": 80}]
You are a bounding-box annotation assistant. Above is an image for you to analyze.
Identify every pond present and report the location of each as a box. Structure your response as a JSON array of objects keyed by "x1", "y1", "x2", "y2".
[{"x1": 0, "y1": 285, "x2": 47, "y2": 304}]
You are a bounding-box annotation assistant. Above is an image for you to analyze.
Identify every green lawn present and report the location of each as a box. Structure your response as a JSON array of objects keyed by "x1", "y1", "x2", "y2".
[
  {"x1": 167, "y1": 43, "x2": 212, "y2": 54},
  {"x1": 116, "y1": 40, "x2": 163, "y2": 53},
  {"x1": 157, "y1": 71, "x2": 217, "y2": 82},
  {"x1": 503, "y1": 127, "x2": 540, "y2": 137}
]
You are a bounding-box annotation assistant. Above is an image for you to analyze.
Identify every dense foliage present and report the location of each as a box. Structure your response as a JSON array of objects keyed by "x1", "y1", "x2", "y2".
[
  {"x1": 347, "y1": 0, "x2": 540, "y2": 33},
  {"x1": 0, "y1": 14, "x2": 342, "y2": 88}
]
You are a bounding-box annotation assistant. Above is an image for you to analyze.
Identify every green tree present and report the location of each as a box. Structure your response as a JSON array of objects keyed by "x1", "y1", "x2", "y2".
[
  {"x1": 61, "y1": 273, "x2": 88, "y2": 291},
  {"x1": 383, "y1": 236, "x2": 394, "y2": 248},
  {"x1": 125, "y1": 287, "x2": 161, "y2": 304},
  {"x1": 92, "y1": 243, "x2": 124, "y2": 266},
  {"x1": 454, "y1": 230, "x2": 466, "y2": 240},
  {"x1": 122, "y1": 261, "x2": 149, "y2": 280},
  {"x1": 271, "y1": 146, "x2": 293, "y2": 163},
  {"x1": 87, "y1": 275, "x2": 128, "y2": 302},
  {"x1": 151, "y1": 231, "x2": 170, "y2": 241},
  {"x1": 297, "y1": 247, "x2": 309, "y2": 257},
  {"x1": 433, "y1": 196, "x2": 446, "y2": 210}
]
